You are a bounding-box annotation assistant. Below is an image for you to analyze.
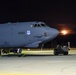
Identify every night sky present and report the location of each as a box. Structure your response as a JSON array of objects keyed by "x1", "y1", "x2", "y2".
[{"x1": 0, "y1": 0, "x2": 76, "y2": 47}]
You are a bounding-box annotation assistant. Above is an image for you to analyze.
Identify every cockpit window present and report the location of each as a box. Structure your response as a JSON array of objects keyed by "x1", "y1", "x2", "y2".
[
  {"x1": 37, "y1": 24, "x2": 41, "y2": 27},
  {"x1": 32, "y1": 24, "x2": 41, "y2": 27},
  {"x1": 31, "y1": 23, "x2": 46, "y2": 27},
  {"x1": 34, "y1": 24, "x2": 37, "y2": 27},
  {"x1": 41, "y1": 24, "x2": 46, "y2": 27}
]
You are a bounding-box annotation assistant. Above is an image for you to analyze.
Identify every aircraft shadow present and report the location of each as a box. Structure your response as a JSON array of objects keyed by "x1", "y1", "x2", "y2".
[{"x1": 1, "y1": 54, "x2": 76, "y2": 57}]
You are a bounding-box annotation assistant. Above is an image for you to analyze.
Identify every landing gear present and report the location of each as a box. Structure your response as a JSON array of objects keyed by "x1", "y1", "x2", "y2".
[
  {"x1": 2, "y1": 49, "x2": 8, "y2": 54},
  {"x1": 0, "y1": 50, "x2": 1, "y2": 56},
  {"x1": 10, "y1": 48, "x2": 22, "y2": 54},
  {"x1": 17, "y1": 48, "x2": 22, "y2": 54},
  {"x1": 54, "y1": 45, "x2": 69, "y2": 55},
  {"x1": 15, "y1": 48, "x2": 22, "y2": 57},
  {"x1": 54, "y1": 49, "x2": 59, "y2": 55},
  {"x1": 63, "y1": 52, "x2": 68, "y2": 55},
  {"x1": 41, "y1": 44, "x2": 44, "y2": 51},
  {"x1": 0, "y1": 48, "x2": 22, "y2": 57},
  {"x1": 10, "y1": 48, "x2": 22, "y2": 56}
]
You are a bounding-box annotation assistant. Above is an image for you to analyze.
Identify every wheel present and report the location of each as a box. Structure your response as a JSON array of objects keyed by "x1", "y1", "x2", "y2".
[
  {"x1": 2, "y1": 49, "x2": 8, "y2": 54},
  {"x1": 13, "y1": 50, "x2": 17, "y2": 54},
  {"x1": 10, "y1": 48, "x2": 22, "y2": 54},
  {"x1": 63, "y1": 52, "x2": 68, "y2": 55},
  {"x1": 54, "y1": 52, "x2": 59, "y2": 55},
  {"x1": 0, "y1": 50, "x2": 1, "y2": 56},
  {"x1": 54, "y1": 49, "x2": 59, "y2": 55}
]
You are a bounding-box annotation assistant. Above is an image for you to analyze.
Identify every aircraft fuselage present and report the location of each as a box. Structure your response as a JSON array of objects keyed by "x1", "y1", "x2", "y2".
[{"x1": 0, "y1": 22, "x2": 59, "y2": 48}]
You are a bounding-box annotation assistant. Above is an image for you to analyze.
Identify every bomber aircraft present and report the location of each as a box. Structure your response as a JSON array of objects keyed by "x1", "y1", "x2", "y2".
[{"x1": 0, "y1": 21, "x2": 59, "y2": 55}]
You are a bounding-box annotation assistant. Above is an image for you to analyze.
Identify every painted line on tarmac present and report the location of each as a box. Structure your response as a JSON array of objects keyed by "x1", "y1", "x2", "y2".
[{"x1": 0, "y1": 73, "x2": 49, "y2": 75}]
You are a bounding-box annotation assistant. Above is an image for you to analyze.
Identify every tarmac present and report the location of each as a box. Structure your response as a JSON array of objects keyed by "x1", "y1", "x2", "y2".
[{"x1": 0, "y1": 50, "x2": 76, "y2": 75}]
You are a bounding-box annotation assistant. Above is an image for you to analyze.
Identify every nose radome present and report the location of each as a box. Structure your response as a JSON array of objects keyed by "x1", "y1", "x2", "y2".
[
  {"x1": 52, "y1": 28, "x2": 59, "y2": 36},
  {"x1": 47, "y1": 28, "x2": 59, "y2": 38}
]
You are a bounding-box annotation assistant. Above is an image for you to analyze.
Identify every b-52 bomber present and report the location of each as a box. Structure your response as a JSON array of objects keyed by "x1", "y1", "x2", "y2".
[{"x1": 0, "y1": 21, "x2": 59, "y2": 55}]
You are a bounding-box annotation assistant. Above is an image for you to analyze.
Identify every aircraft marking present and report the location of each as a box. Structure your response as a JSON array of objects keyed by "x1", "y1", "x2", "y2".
[{"x1": 27, "y1": 30, "x2": 31, "y2": 35}]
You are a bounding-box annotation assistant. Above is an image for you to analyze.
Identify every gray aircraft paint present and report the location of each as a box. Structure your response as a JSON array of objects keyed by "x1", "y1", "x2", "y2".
[{"x1": 0, "y1": 22, "x2": 59, "y2": 48}]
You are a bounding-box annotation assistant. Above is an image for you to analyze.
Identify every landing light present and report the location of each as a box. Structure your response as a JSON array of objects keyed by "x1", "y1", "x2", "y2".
[{"x1": 61, "y1": 30, "x2": 68, "y2": 35}]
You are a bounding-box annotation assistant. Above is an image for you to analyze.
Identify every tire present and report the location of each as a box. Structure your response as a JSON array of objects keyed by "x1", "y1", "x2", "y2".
[
  {"x1": 54, "y1": 50, "x2": 59, "y2": 55},
  {"x1": 0, "y1": 50, "x2": 1, "y2": 56},
  {"x1": 64, "y1": 52, "x2": 68, "y2": 55}
]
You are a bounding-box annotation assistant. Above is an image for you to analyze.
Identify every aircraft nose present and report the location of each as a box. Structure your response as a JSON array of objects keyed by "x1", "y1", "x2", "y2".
[
  {"x1": 46, "y1": 28, "x2": 59, "y2": 38},
  {"x1": 51, "y1": 28, "x2": 59, "y2": 37}
]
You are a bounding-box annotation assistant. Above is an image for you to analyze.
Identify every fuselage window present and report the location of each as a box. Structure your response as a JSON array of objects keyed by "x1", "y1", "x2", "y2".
[{"x1": 32, "y1": 24, "x2": 41, "y2": 27}]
